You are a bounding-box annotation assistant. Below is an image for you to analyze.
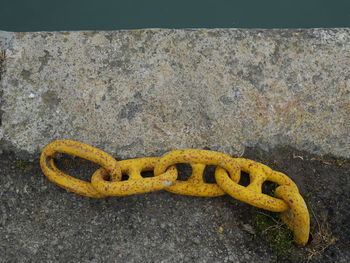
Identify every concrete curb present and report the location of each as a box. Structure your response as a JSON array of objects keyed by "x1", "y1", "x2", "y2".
[{"x1": 0, "y1": 29, "x2": 349, "y2": 158}]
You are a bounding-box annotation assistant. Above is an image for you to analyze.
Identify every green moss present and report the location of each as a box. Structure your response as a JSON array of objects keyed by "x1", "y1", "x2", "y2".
[
  {"x1": 15, "y1": 160, "x2": 31, "y2": 171},
  {"x1": 254, "y1": 211, "x2": 293, "y2": 257},
  {"x1": 0, "y1": 50, "x2": 5, "y2": 79},
  {"x1": 335, "y1": 158, "x2": 347, "y2": 167},
  {"x1": 254, "y1": 181, "x2": 293, "y2": 257}
]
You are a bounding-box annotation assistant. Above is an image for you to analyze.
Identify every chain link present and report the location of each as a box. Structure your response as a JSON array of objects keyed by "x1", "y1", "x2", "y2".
[{"x1": 40, "y1": 140, "x2": 310, "y2": 245}]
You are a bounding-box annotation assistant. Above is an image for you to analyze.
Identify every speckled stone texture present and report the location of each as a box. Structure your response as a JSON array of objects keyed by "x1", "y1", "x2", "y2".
[{"x1": 0, "y1": 29, "x2": 349, "y2": 158}]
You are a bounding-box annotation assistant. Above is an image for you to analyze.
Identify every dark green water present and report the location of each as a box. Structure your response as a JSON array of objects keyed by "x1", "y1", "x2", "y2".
[{"x1": 1, "y1": 0, "x2": 349, "y2": 32}]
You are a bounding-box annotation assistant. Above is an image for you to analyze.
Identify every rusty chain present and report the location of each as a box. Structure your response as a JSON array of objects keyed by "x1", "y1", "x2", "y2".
[{"x1": 40, "y1": 140, "x2": 310, "y2": 245}]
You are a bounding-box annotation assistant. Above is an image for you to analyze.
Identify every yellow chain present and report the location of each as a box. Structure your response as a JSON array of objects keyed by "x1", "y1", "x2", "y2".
[{"x1": 40, "y1": 140, "x2": 310, "y2": 245}]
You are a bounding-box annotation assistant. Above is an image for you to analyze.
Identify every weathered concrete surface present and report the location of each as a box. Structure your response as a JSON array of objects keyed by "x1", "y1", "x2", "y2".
[{"x1": 0, "y1": 29, "x2": 349, "y2": 158}]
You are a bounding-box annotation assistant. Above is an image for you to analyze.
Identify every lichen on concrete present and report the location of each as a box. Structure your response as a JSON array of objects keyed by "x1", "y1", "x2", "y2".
[{"x1": 0, "y1": 29, "x2": 349, "y2": 158}]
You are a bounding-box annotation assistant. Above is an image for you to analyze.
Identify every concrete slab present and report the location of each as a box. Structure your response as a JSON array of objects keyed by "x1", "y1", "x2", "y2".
[{"x1": 0, "y1": 29, "x2": 349, "y2": 159}]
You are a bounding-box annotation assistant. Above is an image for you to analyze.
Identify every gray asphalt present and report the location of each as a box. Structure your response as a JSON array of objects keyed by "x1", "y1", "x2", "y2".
[{"x1": 1, "y1": 146, "x2": 349, "y2": 263}]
